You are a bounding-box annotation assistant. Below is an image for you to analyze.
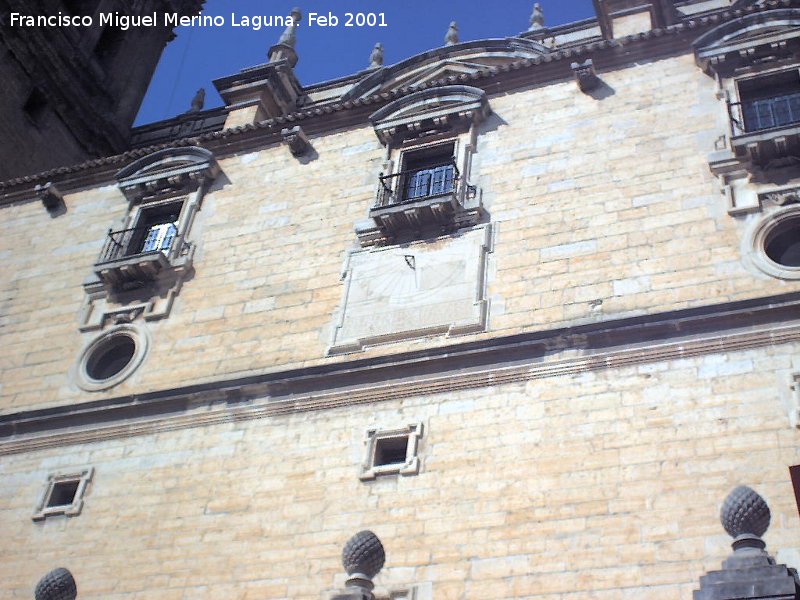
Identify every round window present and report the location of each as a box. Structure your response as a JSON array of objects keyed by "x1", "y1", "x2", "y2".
[
  {"x1": 76, "y1": 325, "x2": 149, "y2": 391},
  {"x1": 85, "y1": 334, "x2": 136, "y2": 381},
  {"x1": 749, "y1": 206, "x2": 800, "y2": 280},
  {"x1": 764, "y1": 217, "x2": 800, "y2": 267}
]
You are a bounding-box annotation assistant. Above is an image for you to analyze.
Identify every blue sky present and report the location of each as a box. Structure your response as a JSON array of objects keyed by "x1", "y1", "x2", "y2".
[{"x1": 135, "y1": 0, "x2": 597, "y2": 125}]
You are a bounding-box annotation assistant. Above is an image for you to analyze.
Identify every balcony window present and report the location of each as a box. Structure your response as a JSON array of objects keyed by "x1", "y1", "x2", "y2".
[
  {"x1": 98, "y1": 201, "x2": 182, "y2": 264},
  {"x1": 401, "y1": 143, "x2": 456, "y2": 202},
  {"x1": 137, "y1": 205, "x2": 180, "y2": 254},
  {"x1": 376, "y1": 142, "x2": 461, "y2": 208},
  {"x1": 738, "y1": 71, "x2": 800, "y2": 133},
  {"x1": 359, "y1": 86, "x2": 488, "y2": 246}
]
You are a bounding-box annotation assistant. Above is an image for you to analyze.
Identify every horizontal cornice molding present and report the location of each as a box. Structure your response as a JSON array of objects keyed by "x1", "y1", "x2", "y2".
[{"x1": 1, "y1": 292, "x2": 800, "y2": 455}]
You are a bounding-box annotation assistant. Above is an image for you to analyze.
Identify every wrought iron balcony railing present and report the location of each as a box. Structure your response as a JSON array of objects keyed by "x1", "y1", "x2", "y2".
[
  {"x1": 729, "y1": 92, "x2": 800, "y2": 135},
  {"x1": 97, "y1": 223, "x2": 178, "y2": 264},
  {"x1": 376, "y1": 161, "x2": 474, "y2": 208}
]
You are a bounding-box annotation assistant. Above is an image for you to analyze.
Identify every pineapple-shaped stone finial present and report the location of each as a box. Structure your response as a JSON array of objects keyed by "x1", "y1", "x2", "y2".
[
  {"x1": 342, "y1": 530, "x2": 385, "y2": 582},
  {"x1": 35, "y1": 568, "x2": 77, "y2": 600},
  {"x1": 721, "y1": 485, "x2": 771, "y2": 540}
]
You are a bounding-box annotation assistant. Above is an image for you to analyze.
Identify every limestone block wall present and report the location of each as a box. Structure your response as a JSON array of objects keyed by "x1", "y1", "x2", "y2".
[
  {"x1": 0, "y1": 344, "x2": 798, "y2": 599},
  {"x1": 0, "y1": 53, "x2": 798, "y2": 413}
]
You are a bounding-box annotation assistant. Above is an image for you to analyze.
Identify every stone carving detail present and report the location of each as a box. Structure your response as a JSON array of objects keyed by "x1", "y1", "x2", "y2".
[
  {"x1": 281, "y1": 125, "x2": 311, "y2": 156},
  {"x1": 369, "y1": 43, "x2": 384, "y2": 69},
  {"x1": 35, "y1": 182, "x2": 65, "y2": 214},
  {"x1": 35, "y1": 568, "x2": 77, "y2": 600},
  {"x1": 721, "y1": 485, "x2": 771, "y2": 538},
  {"x1": 694, "y1": 10, "x2": 800, "y2": 77},
  {"x1": 330, "y1": 225, "x2": 492, "y2": 354},
  {"x1": 763, "y1": 189, "x2": 800, "y2": 206},
  {"x1": 445, "y1": 21, "x2": 459, "y2": 46},
  {"x1": 571, "y1": 59, "x2": 600, "y2": 93},
  {"x1": 529, "y1": 3, "x2": 544, "y2": 31},
  {"x1": 342, "y1": 530, "x2": 386, "y2": 579},
  {"x1": 368, "y1": 85, "x2": 490, "y2": 146}
]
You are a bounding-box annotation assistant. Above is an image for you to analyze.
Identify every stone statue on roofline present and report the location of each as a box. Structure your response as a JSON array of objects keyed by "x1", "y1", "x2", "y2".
[
  {"x1": 445, "y1": 21, "x2": 459, "y2": 46},
  {"x1": 368, "y1": 43, "x2": 383, "y2": 69},
  {"x1": 188, "y1": 88, "x2": 205, "y2": 113},
  {"x1": 529, "y1": 3, "x2": 544, "y2": 30}
]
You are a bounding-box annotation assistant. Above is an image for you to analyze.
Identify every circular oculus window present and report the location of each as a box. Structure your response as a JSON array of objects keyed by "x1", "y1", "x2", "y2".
[
  {"x1": 750, "y1": 207, "x2": 800, "y2": 280},
  {"x1": 76, "y1": 325, "x2": 148, "y2": 391}
]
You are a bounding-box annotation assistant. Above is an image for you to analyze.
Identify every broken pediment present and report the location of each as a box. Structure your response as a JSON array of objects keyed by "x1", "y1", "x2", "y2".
[
  {"x1": 343, "y1": 38, "x2": 550, "y2": 102},
  {"x1": 694, "y1": 8, "x2": 800, "y2": 75},
  {"x1": 369, "y1": 85, "x2": 490, "y2": 145}
]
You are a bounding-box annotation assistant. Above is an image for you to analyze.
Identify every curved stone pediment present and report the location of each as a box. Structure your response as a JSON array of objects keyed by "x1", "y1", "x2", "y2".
[
  {"x1": 343, "y1": 37, "x2": 550, "y2": 102},
  {"x1": 693, "y1": 8, "x2": 800, "y2": 74},
  {"x1": 115, "y1": 146, "x2": 219, "y2": 202},
  {"x1": 368, "y1": 85, "x2": 490, "y2": 145}
]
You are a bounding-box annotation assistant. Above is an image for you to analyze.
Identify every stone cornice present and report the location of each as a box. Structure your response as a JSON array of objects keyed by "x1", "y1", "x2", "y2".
[
  {"x1": 3, "y1": 0, "x2": 798, "y2": 203},
  {"x1": 2, "y1": 292, "x2": 800, "y2": 455}
]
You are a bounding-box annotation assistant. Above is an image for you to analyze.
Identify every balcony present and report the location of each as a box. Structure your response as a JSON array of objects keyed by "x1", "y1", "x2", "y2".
[
  {"x1": 729, "y1": 91, "x2": 800, "y2": 166},
  {"x1": 94, "y1": 223, "x2": 183, "y2": 288},
  {"x1": 369, "y1": 161, "x2": 478, "y2": 235}
]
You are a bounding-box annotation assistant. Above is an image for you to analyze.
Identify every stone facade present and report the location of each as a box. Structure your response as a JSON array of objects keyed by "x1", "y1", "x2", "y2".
[{"x1": 1, "y1": 1, "x2": 799, "y2": 598}]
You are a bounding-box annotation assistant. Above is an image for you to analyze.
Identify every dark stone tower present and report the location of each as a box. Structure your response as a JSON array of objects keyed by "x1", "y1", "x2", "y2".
[{"x1": 0, "y1": 0, "x2": 203, "y2": 180}]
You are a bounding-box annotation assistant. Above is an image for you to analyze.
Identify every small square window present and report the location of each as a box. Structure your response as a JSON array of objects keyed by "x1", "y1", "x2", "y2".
[
  {"x1": 374, "y1": 437, "x2": 409, "y2": 467},
  {"x1": 47, "y1": 480, "x2": 80, "y2": 508},
  {"x1": 360, "y1": 423, "x2": 423, "y2": 481},
  {"x1": 33, "y1": 467, "x2": 93, "y2": 521}
]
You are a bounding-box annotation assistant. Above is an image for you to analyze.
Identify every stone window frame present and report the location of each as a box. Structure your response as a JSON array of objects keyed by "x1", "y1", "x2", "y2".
[
  {"x1": 697, "y1": 9, "x2": 800, "y2": 185},
  {"x1": 745, "y1": 204, "x2": 800, "y2": 281},
  {"x1": 74, "y1": 323, "x2": 150, "y2": 391},
  {"x1": 32, "y1": 467, "x2": 94, "y2": 521},
  {"x1": 81, "y1": 146, "x2": 220, "y2": 331},
  {"x1": 102, "y1": 146, "x2": 219, "y2": 276},
  {"x1": 359, "y1": 422, "x2": 423, "y2": 481},
  {"x1": 356, "y1": 85, "x2": 489, "y2": 247}
]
